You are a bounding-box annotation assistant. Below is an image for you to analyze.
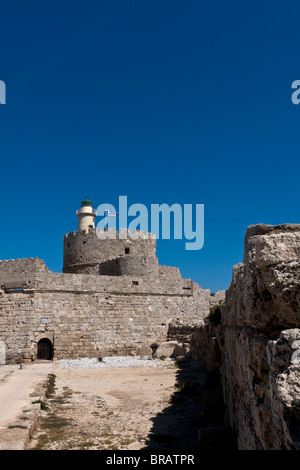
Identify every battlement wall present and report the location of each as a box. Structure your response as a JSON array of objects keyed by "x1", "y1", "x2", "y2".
[
  {"x1": 0, "y1": 239, "x2": 214, "y2": 363},
  {"x1": 158, "y1": 265, "x2": 182, "y2": 279},
  {"x1": 0, "y1": 257, "x2": 188, "y2": 295},
  {"x1": 63, "y1": 227, "x2": 157, "y2": 240},
  {"x1": 0, "y1": 264, "x2": 212, "y2": 363},
  {"x1": 34, "y1": 269, "x2": 193, "y2": 296}
]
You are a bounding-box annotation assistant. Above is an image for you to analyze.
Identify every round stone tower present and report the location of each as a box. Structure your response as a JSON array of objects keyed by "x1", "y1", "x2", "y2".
[{"x1": 63, "y1": 200, "x2": 158, "y2": 277}]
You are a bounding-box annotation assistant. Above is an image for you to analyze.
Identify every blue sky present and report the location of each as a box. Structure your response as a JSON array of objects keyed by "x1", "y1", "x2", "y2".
[{"x1": 1, "y1": 0, "x2": 300, "y2": 292}]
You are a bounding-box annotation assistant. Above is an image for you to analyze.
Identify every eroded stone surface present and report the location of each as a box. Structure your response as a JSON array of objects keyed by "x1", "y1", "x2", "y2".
[{"x1": 190, "y1": 223, "x2": 300, "y2": 450}]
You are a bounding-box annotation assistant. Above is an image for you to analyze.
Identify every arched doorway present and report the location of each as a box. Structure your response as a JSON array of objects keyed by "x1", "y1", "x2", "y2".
[{"x1": 37, "y1": 338, "x2": 53, "y2": 360}]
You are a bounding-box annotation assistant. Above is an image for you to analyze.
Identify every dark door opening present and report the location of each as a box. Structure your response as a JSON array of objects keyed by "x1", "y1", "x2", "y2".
[{"x1": 37, "y1": 338, "x2": 53, "y2": 360}]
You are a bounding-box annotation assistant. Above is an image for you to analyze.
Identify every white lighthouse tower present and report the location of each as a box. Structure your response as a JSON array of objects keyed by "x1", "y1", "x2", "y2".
[{"x1": 76, "y1": 197, "x2": 97, "y2": 232}]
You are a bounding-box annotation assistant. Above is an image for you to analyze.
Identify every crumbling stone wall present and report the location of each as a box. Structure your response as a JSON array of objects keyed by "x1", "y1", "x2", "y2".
[{"x1": 190, "y1": 224, "x2": 300, "y2": 450}]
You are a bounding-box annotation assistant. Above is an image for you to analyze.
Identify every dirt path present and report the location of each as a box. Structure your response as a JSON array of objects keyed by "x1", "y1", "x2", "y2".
[
  {"x1": 0, "y1": 363, "x2": 55, "y2": 428},
  {"x1": 27, "y1": 361, "x2": 205, "y2": 451}
]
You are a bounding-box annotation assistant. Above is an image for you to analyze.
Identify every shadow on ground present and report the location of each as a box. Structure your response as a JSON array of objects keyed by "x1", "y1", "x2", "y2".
[{"x1": 143, "y1": 359, "x2": 237, "y2": 453}]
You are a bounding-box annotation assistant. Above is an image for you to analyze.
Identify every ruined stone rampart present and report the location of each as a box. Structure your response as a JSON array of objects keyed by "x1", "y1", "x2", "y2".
[{"x1": 189, "y1": 224, "x2": 300, "y2": 450}]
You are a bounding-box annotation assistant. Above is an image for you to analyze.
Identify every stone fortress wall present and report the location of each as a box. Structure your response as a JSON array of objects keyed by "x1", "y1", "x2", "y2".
[{"x1": 0, "y1": 228, "x2": 217, "y2": 364}]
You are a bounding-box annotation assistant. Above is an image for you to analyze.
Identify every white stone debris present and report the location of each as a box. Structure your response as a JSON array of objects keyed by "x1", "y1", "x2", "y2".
[{"x1": 58, "y1": 355, "x2": 175, "y2": 369}]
